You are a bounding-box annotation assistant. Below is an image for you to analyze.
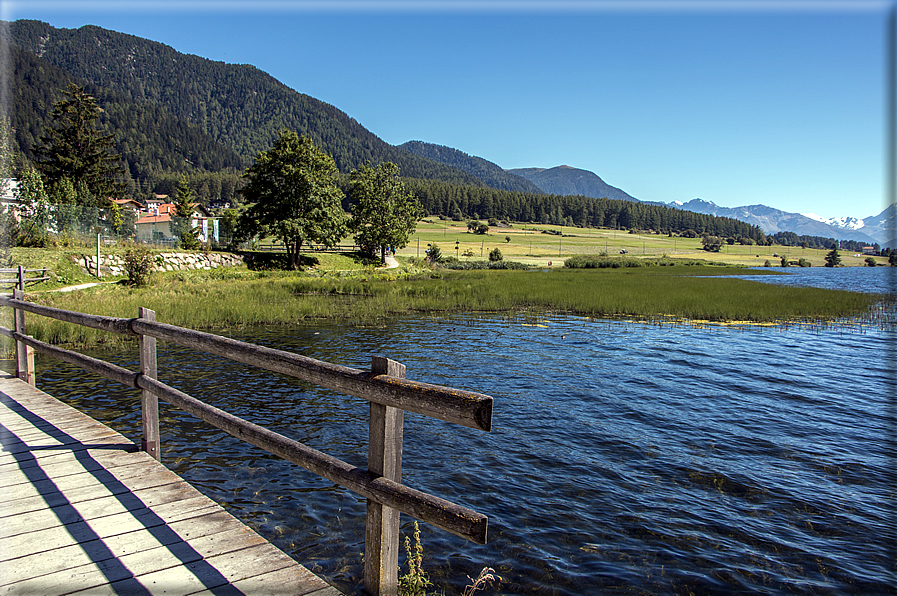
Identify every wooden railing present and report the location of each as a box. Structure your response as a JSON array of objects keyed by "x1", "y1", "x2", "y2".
[
  {"x1": 253, "y1": 243, "x2": 360, "y2": 253},
  {"x1": 0, "y1": 292, "x2": 493, "y2": 596},
  {"x1": 0, "y1": 266, "x2": 51, "y2": 290}
]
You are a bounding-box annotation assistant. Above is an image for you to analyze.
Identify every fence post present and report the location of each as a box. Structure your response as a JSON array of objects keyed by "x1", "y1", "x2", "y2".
[
  {"x1": 13, "y1": 288, "x2": 35, "y2": 386},
  {"x1": 17, "y1": 265, "x2": 24, "y2": 291},
  {"x1": 364, "y1": 356, "x2": 406, "y2": 596},
  {"x1": 139, "y1": 307, "x2": 160, "y2": 461}
]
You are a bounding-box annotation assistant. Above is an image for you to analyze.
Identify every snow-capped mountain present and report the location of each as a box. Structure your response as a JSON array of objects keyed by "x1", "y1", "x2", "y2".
[
  {"x1": 671, "y1": 199, "x2": 892, "y2": 246},
  {"x1": 801, "y1": 213, "x2": 867, "y2": 232}
]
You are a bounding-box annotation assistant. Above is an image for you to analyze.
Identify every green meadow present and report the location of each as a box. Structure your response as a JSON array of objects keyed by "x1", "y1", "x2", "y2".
[
  {"x1": 402, "y1": 219, "x2": 889, "y2": 268},
  {"x1": 3, "y1": 262, "x2": 883, "y2": 349},
  {"x1": 0, "y1": 221, "x2": 889, "y2": 349}
]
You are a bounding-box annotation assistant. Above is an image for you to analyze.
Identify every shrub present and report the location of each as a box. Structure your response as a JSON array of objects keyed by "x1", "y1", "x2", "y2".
[
  {"x1": 565, "y1": 255, "x2": 645, "y2": 268},
  {"x1": 701, "y1": 235, "x2": 723, "y2": 252},
  {"x1": 426, "y1": 244, "x2": 443, "y2": 264},
  {"x1": 798, "y1": 258, "x2": 812, "y2": 267},
  {"x1": 488, "y1": 248, "x2": 503, "y2": 262},
  {"x1": 764, "y1": 259, "x2": 771, "y2": 267},
  {"x1": 865, "y1": 256, "x2": 877, "y2": 267},
  {"x1": 123, "y1": 245, "x2": 156, "y2": 287}
]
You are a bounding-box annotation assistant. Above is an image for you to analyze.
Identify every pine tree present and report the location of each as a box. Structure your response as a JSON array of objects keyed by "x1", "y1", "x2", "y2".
[
  {"x1": 33, "y1": 83, "x2": 127, "y2": 203},
  {"x1": 172, "y1": 177, "x2": 201, "y2": 249},
  {"x1": 824, "y1": 247, "x2": 842, "y2": 268}
]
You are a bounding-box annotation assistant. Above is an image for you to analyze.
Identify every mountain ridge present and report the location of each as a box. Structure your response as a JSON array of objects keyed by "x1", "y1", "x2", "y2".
[
  {"x1": 506, "y1": 165, "x2": 639, "y2": 203},
  {"x1": 398, "y1": 141, "x2": 543, "y2": 194},
  {"x1": 671, "y1": 199, "x2": 891, "y2": 246},
  {"x1": 6, "y1": 19, "x2": 485, "y2": 188}
]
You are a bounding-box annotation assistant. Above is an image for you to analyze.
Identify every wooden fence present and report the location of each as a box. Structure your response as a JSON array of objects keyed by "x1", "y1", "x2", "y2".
[
  {"x1": 253, "y1": 243, "x2": 360, "y2": 253},
  {"x1": 0, "y1": 293, "x2": 493, "y2": 596},
  {"x1": 0, "y1": 266, "x2": 50, "y2": 290}
]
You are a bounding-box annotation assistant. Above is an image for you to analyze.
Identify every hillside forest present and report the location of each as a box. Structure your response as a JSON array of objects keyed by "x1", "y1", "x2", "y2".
[{"x1": 5, "y1": 19, "x2": 767, "y2": 243}]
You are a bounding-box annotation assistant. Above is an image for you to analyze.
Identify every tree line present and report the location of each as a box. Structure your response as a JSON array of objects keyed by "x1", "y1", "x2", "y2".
[
  {"x1": 400, "y1": 178, "x2": 766, "y2": 240},
  {"x1": 770, "y1": 231, "x2": 881, "y2": 254}
]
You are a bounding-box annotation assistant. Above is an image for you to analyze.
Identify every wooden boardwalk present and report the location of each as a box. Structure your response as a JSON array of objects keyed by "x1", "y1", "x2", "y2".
[{"x1": 0, "y1": 374, "x2": 342, "y2": 596}]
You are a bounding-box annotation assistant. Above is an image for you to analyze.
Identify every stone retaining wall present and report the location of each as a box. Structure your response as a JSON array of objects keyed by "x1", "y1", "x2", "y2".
[{"x1": 75, "y1": 251, "x2": 245, "y2": 277}]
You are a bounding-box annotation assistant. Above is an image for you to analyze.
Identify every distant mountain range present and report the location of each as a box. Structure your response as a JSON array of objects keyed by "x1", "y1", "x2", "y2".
[
  {"x1": 411, "y1": 138, "x2": 891, "y2": 246},
  {"x1": 8, "y1": 20, "x2": 893, "y2": 247},
  {"x1": 669, "y1": 199, "x2": 893, "y2": 247}
]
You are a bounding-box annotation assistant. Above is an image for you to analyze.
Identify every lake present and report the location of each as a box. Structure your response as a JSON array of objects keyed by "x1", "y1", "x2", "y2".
[{"x1": 8, "y1": 267, "x2": 896, "y2": 595}]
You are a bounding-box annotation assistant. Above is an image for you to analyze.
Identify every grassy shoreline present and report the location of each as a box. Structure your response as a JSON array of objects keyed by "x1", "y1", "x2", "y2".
[{"x1": 2, "y1": 257, "x2": 886, "y2": 350}]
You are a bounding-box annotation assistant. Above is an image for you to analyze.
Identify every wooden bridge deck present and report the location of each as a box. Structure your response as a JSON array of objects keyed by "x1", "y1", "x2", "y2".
[{"x1": 0, "y1": 374, "x2": 342, "y2": 596}]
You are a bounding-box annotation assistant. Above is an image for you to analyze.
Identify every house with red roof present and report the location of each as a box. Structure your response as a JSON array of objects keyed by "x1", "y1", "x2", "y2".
[{"x1": 136, "y1": 203, "x2": 218, "y2": 244}]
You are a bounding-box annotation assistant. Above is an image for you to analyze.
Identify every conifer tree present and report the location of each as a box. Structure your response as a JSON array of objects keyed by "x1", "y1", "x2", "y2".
[
  {"x1": 824, "y1": 247, "x2": 842, "y2": 267},
  {"x1": 172, "y1": 177, "x2": 201, "y2": 249},
  {"x1": 34, "y1": 83, "x2": 127, "y2": 203}
]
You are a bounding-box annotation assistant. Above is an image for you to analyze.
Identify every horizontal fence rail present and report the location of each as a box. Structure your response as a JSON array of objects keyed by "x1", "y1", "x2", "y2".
[
  {"x1": 0, "y1": 297, "x2": 491, "y2": 432},
  {"x1": 0, "y1": 292, "x2": 495, "y2": 596},
  {"x1": 0, "y1": 266, "x2": 50, "y2": 288}
]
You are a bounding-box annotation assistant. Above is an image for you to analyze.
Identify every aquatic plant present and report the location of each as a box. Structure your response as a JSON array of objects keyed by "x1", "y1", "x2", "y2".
[
  {"x1": 398, "y1": 522, "x2": 434, "y2": 596},
  {"x1": 462, "y1": 568, "x2": 502, "y2": 596}
]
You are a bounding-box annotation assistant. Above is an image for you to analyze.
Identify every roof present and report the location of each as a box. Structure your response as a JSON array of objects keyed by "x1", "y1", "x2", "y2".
[
  {"x1": 137, "y1": 213, "x2": 172, "y2": 225},
  {"x1": 113, "y1": 199, "x2": 143, "y2": 209}
]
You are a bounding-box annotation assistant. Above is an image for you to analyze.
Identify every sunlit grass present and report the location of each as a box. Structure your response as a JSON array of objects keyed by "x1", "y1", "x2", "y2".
[{"x1": 9, "y1": 265, "x2": 884, "y2": 349}]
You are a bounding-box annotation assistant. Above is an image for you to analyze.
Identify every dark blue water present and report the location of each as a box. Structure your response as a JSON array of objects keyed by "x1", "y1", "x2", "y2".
[
  {"x1": 10, "y1": 273, "x2": 896, "y2": 595},
  {"x1": 741, "y1": 265, "x2": 895, "y2": 295}
]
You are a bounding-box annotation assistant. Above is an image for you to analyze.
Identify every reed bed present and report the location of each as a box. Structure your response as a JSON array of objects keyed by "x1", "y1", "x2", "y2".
[{"x1": 5, "y1": 265, "x2": 884, "y2": 350}]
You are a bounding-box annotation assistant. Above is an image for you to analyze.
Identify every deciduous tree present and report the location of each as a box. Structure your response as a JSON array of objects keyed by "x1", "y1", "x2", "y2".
[
  {"x1": 349, "y1": 161, "x2": 421, "y2": 263},
  {"x1": 701, "y1": 235, "x2": 723, "y2": 252},
  {"x1": 239, "y1": 131, "x2": 346, "y2": 269},
  {"x1": 33, "y1": 83, "x2": 126, "y2": 203}
]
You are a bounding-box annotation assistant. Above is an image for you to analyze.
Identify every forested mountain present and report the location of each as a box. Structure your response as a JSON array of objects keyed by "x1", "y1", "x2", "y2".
[
  {"x1": 399, "y1": 141, "x2": 544, "y2": 194},
  {"x1": 402, "y1": 178, "x2": 764, "y2": 241},
  {"x1": 7, "y1": 19, "x2": 483, "y2": 190},
  {"x1": 9, "y1": 42, "x2": 247, "y2": 200},
  {"x1": 508, "y1": 166, "x2": 639, "y2": 203}
]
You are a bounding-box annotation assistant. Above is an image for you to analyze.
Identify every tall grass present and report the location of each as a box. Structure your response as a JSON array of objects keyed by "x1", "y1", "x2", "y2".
[{"x1": 8, "y1": 266, "x2": 884, "y2": 348}]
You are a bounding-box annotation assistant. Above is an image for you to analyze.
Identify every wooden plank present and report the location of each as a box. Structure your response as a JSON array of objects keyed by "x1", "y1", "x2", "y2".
[
  {"x1": 189, "y1": 563, "x2": 343, "y2": 596},
  {"x1": 0, "y1": 451, "x2": 148, "y2": 488},
  {"x1": 0, "y1": 375, "x2": 342, "y2": 595},
  {"x1": 0, "y1": 523, "x2": 256, "y2": 587},
  {"x1": 1, "y1": 458, "x2": 176, "y2": 504},
  {"x1": 100, "y1": 542, "x2": 314, "y2": 596},
  {"x1": 1, "y1": 524, "x2": 269, "y2": 595}
]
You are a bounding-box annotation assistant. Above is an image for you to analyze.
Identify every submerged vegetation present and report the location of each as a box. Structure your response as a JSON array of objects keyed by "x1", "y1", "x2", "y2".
[{"x1": 2, "y1": 259, "x2": 885, "y2": 350}]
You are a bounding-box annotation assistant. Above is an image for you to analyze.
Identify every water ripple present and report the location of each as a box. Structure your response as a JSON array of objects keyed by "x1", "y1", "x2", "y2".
[{"x1": 15, "y1": 308, "x2": 896, "y2": 595}]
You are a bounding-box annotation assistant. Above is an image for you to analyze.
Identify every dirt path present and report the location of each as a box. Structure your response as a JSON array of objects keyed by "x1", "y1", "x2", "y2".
[
  {"x1": 52, "y1": 281, "x2": 115, "y2": 292},
  {"x1": 384, "y1": 255, "x2": 399, "y2": 269}
]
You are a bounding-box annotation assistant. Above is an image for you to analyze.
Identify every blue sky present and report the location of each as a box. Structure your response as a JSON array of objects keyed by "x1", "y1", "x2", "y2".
[{"x1": 4, "y1": 1, "x2": 892, "y2": 220}]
